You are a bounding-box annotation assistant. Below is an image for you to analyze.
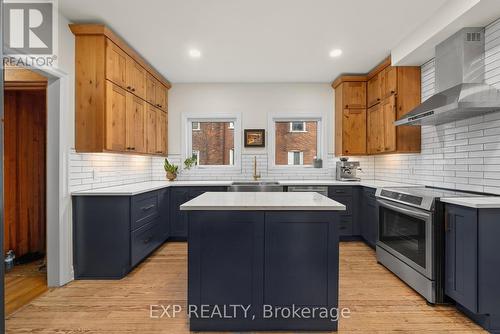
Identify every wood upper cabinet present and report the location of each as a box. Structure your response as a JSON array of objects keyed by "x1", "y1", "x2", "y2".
[
  {"x1": 342, "y1": 109, "x2": 367, "y2": 155},
  {"x1": 155, "y1": 110, "x2": 168, "y2": 155},
  {"x1": 334, "y1": 82, "x2": 367, "y2": 156},
  {"x1": 342, "y1": 81, "x2": 366, "y2": 109},
  {"x1": 380, "y1": 66, "x2": 397, "y2": 99},
  {"x1": 71, "y1": 24, "x2": 170, "y2": 155},
  {"x1": 146, "y1": 105, "x2": 157, "y2": 154},
  {"x1": 367, "y1": 73, "x2": 381, "y2": 107},
  {"x1": 105, "y1": 81, "x2": 127, "y2": 151},
  {"x1": 105, "y1": 40, "x2": 127, "y2": 87},
  {"x1": 333, "y1": 58, "x2": 421, "y2": 156},
  {"x1": 125, "y1": 93, "x2": 146, "y2": 153},
  {"x1": 154, "y1": 81, "x2": 168, "y2": 111},
  {"x1": 126, "y1": 57, "x2": 146, "y2": 99},
  {"x1": 382, "y1": 95, "x2": 396, "y2": 152},
  {"x1": 367, "y1": 103, "x2": 384, "y2": 154},
  {"x1": 146, "y1": 73, "x2": 157, "y2": 105}
]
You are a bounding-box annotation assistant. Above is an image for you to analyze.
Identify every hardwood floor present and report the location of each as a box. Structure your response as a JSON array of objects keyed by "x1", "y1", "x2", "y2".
[
  {"x1": 5, "y1": 260, "x2": 48, "y2": 316},
  {"x1": 6, "y1": 241, "x2": 485, "y2": 333}
]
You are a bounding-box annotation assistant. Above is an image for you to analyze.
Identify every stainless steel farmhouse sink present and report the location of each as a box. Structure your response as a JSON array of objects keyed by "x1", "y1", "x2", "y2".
[{"x1": 227, "y1": 181, "x2": 284, "y2": 192}]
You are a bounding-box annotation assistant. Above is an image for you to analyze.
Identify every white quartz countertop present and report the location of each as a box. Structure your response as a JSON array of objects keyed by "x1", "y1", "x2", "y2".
[
  {"x1": 71, "y1": 179, "x2": 421, "y2": 196},
  {"x1": 440, "y1": 197, "x2": 500, "y2": 209},
  {"x1": 180, "y1": 192, "x2": 347, "y2": 211}
]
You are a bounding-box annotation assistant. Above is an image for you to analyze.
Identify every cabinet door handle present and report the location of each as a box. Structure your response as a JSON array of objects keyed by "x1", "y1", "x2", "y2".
[
  {"x1": 127, "y1": 86, "x2": 132, "y2": 90},
  {"x1": 132, "y1": 88, "x2": 136, "y2": 92},
  {"x1": 141, "y1": 204, "x2": 155, "y2": 211},
  {"x1": 143, "y1": 237, "x2": 152, "y2": 244}
]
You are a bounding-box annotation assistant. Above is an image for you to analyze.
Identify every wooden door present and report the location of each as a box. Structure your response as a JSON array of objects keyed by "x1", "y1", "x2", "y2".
[
  {"x1": 126, "y1": 57, "x2": 146, "y2": 99},
  {"x1": 342, "y1": 82, "x2": 366, "y2": 109},
  {"x1": 342, "y1": 108, "x2": 366, "y2": 155},
  {"x1": 155, "y1": 109, "x2": 167, "y2": 155},
  {"x1": 4, "y1": 89, "x2": 46, "y2": 257},
  {"x1": 125, "y1": 93, "x2": 146, "y2": 153},
  {"x1": 445, "y1": 205, "x2": 478, "y2": 313},
  {"x1": 380, "y1": 66, "x2": 397, "y2": 98},
  {"x1": 382, "y1": 95, "x2": 396, "y2": 152},
  {"x1": 105, "y1": 39, "x2": 127, "y2": 87},
  {"x1": 145, "y1": 73, "x2": 157, "y2": 105},
  {"x1": 154, "y1": 81, "x2": 167, "y2": 111},
  {"x1": 367, "y1": 73, "x2": 381, "y2": 107},
  {"x1": 367, "y1": 103, "x2": 384, "y2": 154},
  {"x1": 146, "y1": 105, "x2": 157, "y2": 154},
  {"x1": 105, "y1": 81, "x2": 127, "y2": 151}
]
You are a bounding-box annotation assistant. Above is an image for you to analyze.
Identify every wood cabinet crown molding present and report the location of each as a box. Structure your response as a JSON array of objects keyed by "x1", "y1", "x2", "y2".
[
  {"x1": 69, "y1": 24, "x2": 171, "y2": 89},
  {"x1": 332, "y1": 56, "x2": 391, "y2": 89}
]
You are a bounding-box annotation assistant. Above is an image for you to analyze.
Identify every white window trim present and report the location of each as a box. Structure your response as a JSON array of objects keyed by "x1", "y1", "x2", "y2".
[
  {"x1": 287, "y1": 151, "x2": 304, "y2": 165},
  {"x1": 268, "y1": 113, "x2": 326, "y2": 169},
  {"x1": 182, "y1": 113, "x2": 242, "y2": 170},
  {"x1": 289, "y1": 121, "x2": 307, "y2": 133}
]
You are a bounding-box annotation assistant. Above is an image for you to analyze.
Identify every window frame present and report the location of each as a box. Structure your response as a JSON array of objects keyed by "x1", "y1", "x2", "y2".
[
  {"x1": 268, "y1": 113, "x2": 326, "y2": 169},
  {"x1": 192, "y1": 122, "x2": 201, "y2": 131},
  {"x1": 182, "y1": 113, "x2": 241, "y2": 170}
]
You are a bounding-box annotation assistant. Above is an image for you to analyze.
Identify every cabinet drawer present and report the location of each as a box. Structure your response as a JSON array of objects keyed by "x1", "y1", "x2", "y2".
[
  {"x1": 330, "y1": 196, "x2": 353, "y2": 216},
  {"x1": 328, "y1": 186, "x2": 353, "y2": 196},
  {"x1": 339, "y1": 217, "x2": 353, "y2": 236},
  {"x1": 131, "y1": 191, "x2": 159, "y2": 230},
  {"x1": 131, "y1": 218, "x2": 162, "y2": 267},
  {"x1": 363, "y1": 187, "x2": 376, "y2": 198}
]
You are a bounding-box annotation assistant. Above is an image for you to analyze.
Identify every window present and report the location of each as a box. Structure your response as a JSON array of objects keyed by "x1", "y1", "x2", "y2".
[
  {"x1": 186, "y1": 118, "x2": 238, "y2": 167},
  {"x1": 287, "y1": 151, "x2": 304, "y2": 165},
  {"x1": 273, "y1": 119, "x2": 321, "y2": 167},
  {"x1": 289, "y1": 121, "x2": 306, "y2": 132},
  {"x1": 192, "y1": 150, "x2": 200, "y2": 165}
]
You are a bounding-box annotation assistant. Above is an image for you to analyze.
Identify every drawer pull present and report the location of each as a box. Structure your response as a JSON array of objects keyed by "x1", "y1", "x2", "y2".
[
  {"x1": 141, "y1": 204, "x2": 155, "y2": 211},
  {"x1": 143, "y1": 237, "x2": 152, "y2": 244}
]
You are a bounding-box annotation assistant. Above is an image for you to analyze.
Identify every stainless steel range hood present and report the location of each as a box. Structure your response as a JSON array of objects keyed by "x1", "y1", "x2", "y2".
[{"x1": 395, "y1": 28, "x2": 500, "y2": 126}]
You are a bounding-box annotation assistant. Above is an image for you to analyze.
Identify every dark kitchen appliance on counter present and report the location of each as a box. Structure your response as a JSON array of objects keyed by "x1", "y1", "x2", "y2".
[{"x1": 375, "y1": 187, "x2": 483, "y2": 304}]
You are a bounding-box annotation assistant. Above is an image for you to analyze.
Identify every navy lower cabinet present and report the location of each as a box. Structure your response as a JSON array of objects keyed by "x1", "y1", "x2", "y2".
[
  {"x1": 169, "y1": 186, "x2": 226, "y2": 240},
  {"x1": 73, "y1": 189, "x2": 170, "y2": 279},
  {"x1": 188, "y1": 211, "x2": 340, "y2": 331},
  {"x1": 361, "y1": 187, "x2": 378, "y2": 248},
  {"x1": 445, "y1": 204, "x2": 500, "y2": 333},
  {"x1": 328, "y1": 186, "x2": 357, "y2": 239}
]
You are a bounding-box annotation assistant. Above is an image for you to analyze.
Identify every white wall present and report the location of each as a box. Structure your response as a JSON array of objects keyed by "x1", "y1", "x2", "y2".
[{"x1": 167, "y1": 83, "x2": 334, "y2": 154}]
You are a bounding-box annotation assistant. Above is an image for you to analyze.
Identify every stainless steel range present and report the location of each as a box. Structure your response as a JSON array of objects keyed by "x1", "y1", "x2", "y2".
[{"x1": 375, "y1": 187, "x2": 482, "y2": 304}]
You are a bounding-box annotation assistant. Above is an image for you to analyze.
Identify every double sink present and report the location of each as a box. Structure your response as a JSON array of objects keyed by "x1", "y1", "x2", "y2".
[{"x1": 227, "y1": 181, "x2": 284, "y2": 192}]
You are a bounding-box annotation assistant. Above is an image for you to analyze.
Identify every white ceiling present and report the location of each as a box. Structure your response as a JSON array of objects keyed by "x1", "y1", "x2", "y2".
[{"x1": 59, "y1": 0, "x2": 448, "y2": 83}]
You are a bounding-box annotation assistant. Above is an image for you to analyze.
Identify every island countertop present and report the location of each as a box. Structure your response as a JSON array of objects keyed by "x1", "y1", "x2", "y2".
[{"x1": 180, "y1": 191, "x2": 346, "y2": 211}]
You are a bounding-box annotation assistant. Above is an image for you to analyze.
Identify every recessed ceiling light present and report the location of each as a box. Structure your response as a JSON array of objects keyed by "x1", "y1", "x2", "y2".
[
  {"x1": 189, "y1": 49, "x2": 202, "y2": 59},
  {"x1": 329, "y1": 49, "x2": 343, "y2": 58}
]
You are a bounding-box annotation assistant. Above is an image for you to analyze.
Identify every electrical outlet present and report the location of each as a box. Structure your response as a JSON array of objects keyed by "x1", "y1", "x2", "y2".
[{"x1": 93, "y1": 169, "x2": 100, "y2": 181}]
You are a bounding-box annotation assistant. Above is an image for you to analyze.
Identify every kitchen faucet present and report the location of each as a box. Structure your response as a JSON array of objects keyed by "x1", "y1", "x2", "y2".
[{"x1": 253, "y1": 156, "x2": 261, "y2": 181}]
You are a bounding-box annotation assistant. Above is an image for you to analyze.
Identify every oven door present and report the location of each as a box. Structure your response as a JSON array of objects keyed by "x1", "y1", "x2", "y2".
[{"x1": 377, "y1": 199, "x2": 433, "y2": 279}]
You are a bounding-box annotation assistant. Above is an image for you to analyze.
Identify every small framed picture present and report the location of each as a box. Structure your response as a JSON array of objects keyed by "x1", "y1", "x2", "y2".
[{"x1": 244, "y1": 129, "x2": 265, "y2": 147}]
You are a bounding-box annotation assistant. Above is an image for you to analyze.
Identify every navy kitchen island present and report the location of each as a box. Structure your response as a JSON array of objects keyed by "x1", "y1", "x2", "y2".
[{"x1": 181, "y1": 192, "x2": 346, "y2": 331}]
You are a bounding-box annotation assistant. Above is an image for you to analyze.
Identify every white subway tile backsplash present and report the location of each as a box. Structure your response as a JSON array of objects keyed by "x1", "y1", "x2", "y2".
[{"x1": 371, "y1": 18, "x2": 500, "y2": 195}]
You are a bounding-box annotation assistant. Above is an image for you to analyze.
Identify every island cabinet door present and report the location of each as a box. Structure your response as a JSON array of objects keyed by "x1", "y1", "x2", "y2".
[
  {"x1": 263, "y1": 212, "x2": 339, "y2": 318},
  {"x1": 188, "y1": 211, "x2": 265, "y2": 330}
]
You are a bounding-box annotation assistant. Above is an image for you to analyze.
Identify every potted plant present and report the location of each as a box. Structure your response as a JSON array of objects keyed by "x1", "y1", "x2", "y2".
[
  {"x1": 184, "y1": 155, "x2": 198, "y2": 170},
  {"x1": 164, "y1": 159, "x2": 179, "y2": 181}
]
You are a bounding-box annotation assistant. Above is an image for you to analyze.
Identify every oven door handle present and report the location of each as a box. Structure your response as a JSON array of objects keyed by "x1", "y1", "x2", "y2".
[{"x1": 377, "y1": 199, "x2": 431, "y2": 220}]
